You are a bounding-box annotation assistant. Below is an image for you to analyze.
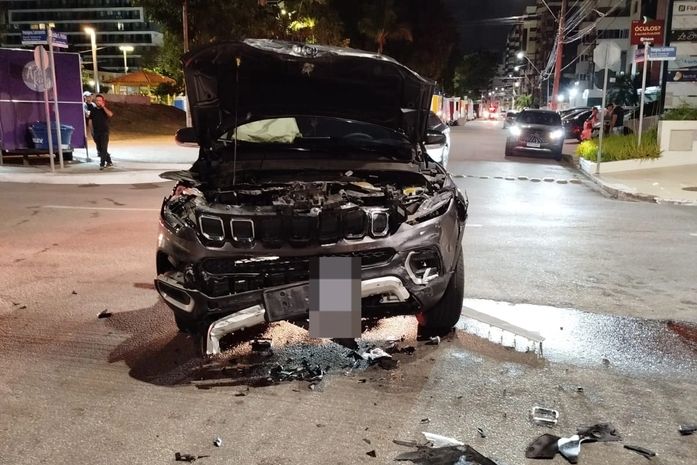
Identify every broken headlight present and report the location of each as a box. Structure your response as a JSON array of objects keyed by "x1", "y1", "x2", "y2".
[
  {"x1": 410, "y1": 190, "x2": 453, "y2": 223},
  {"x1": 406, "y1": 248, "x2": 441, "y2": 285}
]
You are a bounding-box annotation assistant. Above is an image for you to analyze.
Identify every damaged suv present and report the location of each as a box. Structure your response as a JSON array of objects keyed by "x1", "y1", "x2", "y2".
[{"x1": 155, "y1": 40, "x2": 468, "y2": 355}]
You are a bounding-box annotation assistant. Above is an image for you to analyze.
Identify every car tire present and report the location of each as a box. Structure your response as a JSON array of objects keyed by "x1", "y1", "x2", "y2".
[
  {"x1": 417, "y1": 252, "x2": 464, "y2": 336},
  {"x1": 505, "y1": 140, "x2": 514, "y2": 157},
  {"x1": 553, "y1": 147, "x2": 563, "y2": 161}
]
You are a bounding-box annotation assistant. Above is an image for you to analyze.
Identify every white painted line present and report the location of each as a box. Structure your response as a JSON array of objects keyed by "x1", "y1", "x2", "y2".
[
  {"x1": 690, "y1": 233, "x2": 697, "y2": 237},
  {"x1": 467, "y1": 224, "x2": 483, "y2": 228},
  {"x1": 42, "y1": 205, "x2": 159, "y2": 212}
]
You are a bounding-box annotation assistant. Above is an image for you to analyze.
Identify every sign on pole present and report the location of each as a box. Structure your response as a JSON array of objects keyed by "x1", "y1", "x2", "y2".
[
  {"x1": 648, "y1": 46, "x2": 677, "y2": 61},
  {"x1": 50, "y1": 31, "x2": 69, "y2": 49},
  {"x1": 47, "y1": 28, "x2": 65, "y2": 168},
  {"x1": 593, "y1": 41, "x2": 622, "y2": 70},
  {"x1": 33, "y1": 45, "x2": 55, "y2": 172},
  {"x1": 21, "y1": 30, "x2": 47, "y2": 45},
  {"x1": 630, "y1": 20, "x2": 664, "y2": 45}
]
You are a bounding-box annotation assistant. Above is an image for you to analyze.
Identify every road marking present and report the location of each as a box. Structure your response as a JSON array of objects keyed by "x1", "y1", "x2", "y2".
[
  {"x1": 690, "y1": 233, "x2": 697, "y2": 237},
  {"x1": 467, "y1": 224, "x2": 483, "y2": 228},
  {"x1": 42, "y1": 205, "x2": 159, "y2": 212}
]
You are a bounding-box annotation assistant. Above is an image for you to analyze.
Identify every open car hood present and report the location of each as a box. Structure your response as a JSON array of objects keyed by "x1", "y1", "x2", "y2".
[{"x1": 182, "y1": 39, "x2": 435, "y2": 150}]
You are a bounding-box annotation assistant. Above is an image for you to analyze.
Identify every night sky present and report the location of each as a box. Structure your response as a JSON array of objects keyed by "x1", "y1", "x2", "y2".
[{"x1": 443, "y1": 0, "x2": 538, "y2": 53}]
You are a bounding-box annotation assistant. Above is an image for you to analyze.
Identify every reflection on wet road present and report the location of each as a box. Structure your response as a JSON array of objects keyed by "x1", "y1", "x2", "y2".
[{"x1": 458, "y1": 299, "x2": 697, "y2": 380}]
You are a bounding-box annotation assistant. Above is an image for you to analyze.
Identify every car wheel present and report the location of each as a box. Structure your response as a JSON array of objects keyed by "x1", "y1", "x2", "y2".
[
  {"x1": 505, "y1": 140, "x2": 514, "y2": 157},
  {"x1": 417, "y1": 252, "x2": 464, "y2": 336},
  {"x1": 553, "y1": 147, "x2": 563, "y2": 161}
]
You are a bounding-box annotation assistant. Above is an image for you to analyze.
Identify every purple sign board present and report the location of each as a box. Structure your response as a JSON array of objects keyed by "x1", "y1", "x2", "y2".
[{"x1": 0, "y1": 47, "x2": 86, "y2": 153}]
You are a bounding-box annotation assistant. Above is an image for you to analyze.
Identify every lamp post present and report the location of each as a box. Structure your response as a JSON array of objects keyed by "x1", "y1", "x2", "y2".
[
  {"x1": 119, "y1": 45, "x2": 134, "y2": 74},
  {"x1": 84, "y1": 26, "x2": 99, "y2": 93},
  {"x1": 517, "y1": 51, "x2": 543, "y2": 105}
]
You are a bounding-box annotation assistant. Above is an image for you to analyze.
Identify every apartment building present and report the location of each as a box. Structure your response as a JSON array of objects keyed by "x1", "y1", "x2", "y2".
[{"x1": 0, "y1": 0, "x2": 163, "y2": 73}]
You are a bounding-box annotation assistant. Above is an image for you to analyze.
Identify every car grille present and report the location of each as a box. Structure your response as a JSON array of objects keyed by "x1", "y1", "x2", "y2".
[
  {"x1": 525, "y1": 133, "x2": 545, "y2": 144},
  {"x1": 200, "y1": 249, "x2": 396, "y2": 295}
]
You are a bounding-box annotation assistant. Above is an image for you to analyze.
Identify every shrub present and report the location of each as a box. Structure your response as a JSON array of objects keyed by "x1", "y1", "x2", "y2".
[
  {"x1": 576, "y1": 129, "x2": 661, "y2": 162},
  {"x1": 663, "y1": 103, "x2": 697, "y2": 121}
]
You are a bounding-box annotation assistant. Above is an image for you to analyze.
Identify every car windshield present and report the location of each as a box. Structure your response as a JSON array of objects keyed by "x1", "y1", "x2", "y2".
[
  {"x1": 518, "y1": 111, "x2": 561, "y2": 126},
  {"x1": 217, "y1": 116, "x2": 412, "y2": 155}
]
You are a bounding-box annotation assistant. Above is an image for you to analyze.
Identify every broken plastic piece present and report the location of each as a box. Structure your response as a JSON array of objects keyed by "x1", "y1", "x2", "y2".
[
  {"x1": 531, "y1": 406, "x2": 559, "y2": 426},
  {"x1": 98, "y1": 309, "x2": 112, "y2": 319},
  {"x1": 477, "y1": 427, "x2": 486, "y2": 439},
  {"x1": 427, "y1": 336, "x2": 440, "y2": 345},
  {"x1": 422, "y1": 432, "x2": 464, "y2": 447},
  {"x1": 250, "y1": 338, "x2": 272, "y2": 352},
  {"x1": 679, "y1": 424, "x2": 697, "y2": 435},
  {"x1": 557, "y1": 435, "x2": 582, "y2": 464},
  {"x1": 361, "y1": 347, "x2": 392, "y2": 361},
  {"x1": 366, "y1": 450, "x2": 377, "y2": 458},
  {"x1": 577, "y1": 423, "x2": 622, "y2": 442},
  {"x1": 526, "y1": 433, "x2": 560, "y2": 459},
  {"x1": 213, "y1": 437, "x2": 222, "y2": 447},
  {"x1": 174, "y1": 452, "x2": 210, "y2": 462},
  {"x1": 624, "y1": 444, "x2": 656, "y2": 459},
  {"x1": 394, "y1": 443, "x2": 497, "y2": 465}
]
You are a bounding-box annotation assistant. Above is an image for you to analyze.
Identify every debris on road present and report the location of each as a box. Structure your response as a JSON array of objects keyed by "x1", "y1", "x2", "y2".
[
  {"x1": 250, "y1": 338, "x2": 272, "y2": 352},
  {"x1": 526, "y1": 433, "x2": 561, "y2": 459},
  {"x1": 366, "y1": 450, "x2": 377, "y2": 458},
  {"x1": 624, "y1": 444, "x2": 656, "y2": 459},
  {"x1": 71, "y1": 290, "x2": 78, "y2": 295},
  {"x1": 679, "y1": 424, "x2": 697, "y2": 435},
  {"x1": 577, "y1": 423, "x2": 622, "y2": 442},
  {"x1": 394, "y1": 440, "x2": 498, "y2": 465},
  {"x1": 363, "y1": 438, "x2": 372, "y2": 445},
  {"x1": 378, "y1": 357, "x2": 399, "y2": 370},
  {"x1": 557, "y1": 434, "x2": 582, "y2": 464},
  {"x1": 174, "y1": 452, "x2": 210, "y2": 462},
  {"x1": 361, "y1": 348, "x2": 392, "y2": 361},
  {"x1": 422, "y1": 432, "x2": 465, "y2": 447},
  {"x1": 213, "y1": 437, "x2": 222, "y2": 447},
  {"x1": 385, "y1": 343, "x2": 416, "y2": 355},
  {"x1": 531, "y1": 406, "x2": 559, "y2": 426},
  {"x1": 98, "y1": 309, "x2": 112, "y2": 319},
  {"x1": 426, "y1": 336, "x2": 440, "y2": 345},
  {"x1": 269, "y1": 360, "x2": 325, "y2": 383},
  {"x1": 477, "y1": 427, "x2": 486, "y2": 439},
  {"x1": 421, "y1": 418, "x2": 431, "y2": 424}
]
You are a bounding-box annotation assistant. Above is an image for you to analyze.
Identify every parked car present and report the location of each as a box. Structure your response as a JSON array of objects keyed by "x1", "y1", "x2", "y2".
[
  {"x1": 502, "y1": 111, "x2": 518, "y2": 129},
  {"x1": 425, "y1": 111, "x2": 451, "y2": 168},
  {"x1": 155, "y1": 39, "x2": 469, "y2": 355},
  {"x1": 505, "y1": 109, "x2": 564, "y2": 161},
  {"x1": 562, "y1": 109, "x2": 592, "y2": 141},
  {"x1": 559, "y1": 107, "x2": 590, "y2": 118}
]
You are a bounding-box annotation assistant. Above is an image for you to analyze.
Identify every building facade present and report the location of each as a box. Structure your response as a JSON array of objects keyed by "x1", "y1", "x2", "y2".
[{"x1": 0, "y1": 0, "x2": 163, "y2": 73}]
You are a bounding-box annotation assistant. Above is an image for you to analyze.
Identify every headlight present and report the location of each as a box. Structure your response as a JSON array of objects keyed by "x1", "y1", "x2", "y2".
[
  {"x1": 510, "y1": 126, "x2": 522, "y2": 136},
  {"x1": 410, "y1": 190, "x2": 453, "y2": 223},
  {"x1": 550, "y1": 129, "x2": 563, "y2": 139}
]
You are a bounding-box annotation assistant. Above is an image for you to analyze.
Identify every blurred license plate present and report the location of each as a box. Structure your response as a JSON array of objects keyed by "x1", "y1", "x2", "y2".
[{"x1": 526, "y1": 142, "x2": 541, "y2": 148}]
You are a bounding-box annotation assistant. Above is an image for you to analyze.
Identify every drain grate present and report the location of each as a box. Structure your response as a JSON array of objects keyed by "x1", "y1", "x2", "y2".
[{"x1": 683, "y1": 187, "x2": 697, "y2": 192}]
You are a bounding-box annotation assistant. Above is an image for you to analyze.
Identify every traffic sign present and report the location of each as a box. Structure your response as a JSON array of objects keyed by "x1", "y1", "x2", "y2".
[
  {"x1": 648, "y1": 46, "x2": 677, "y2": 61},
  {"x1": 21, "y1": 30, "x2": 47, "y2": 45},
  {"x1": 51, "y1": 31, "x2": 69, "y2": 49},
  {"x1": 593, "y1": 42, "x2": 622, "y2": 70}
]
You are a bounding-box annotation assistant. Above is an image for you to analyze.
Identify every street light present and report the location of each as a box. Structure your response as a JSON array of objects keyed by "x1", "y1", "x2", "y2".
[
  {"x1": 84, "y1": 26, "x2": 99, "y2": 93},
  {"x1": 119, "y1": 45, "x2": 134, "y2": 74}
]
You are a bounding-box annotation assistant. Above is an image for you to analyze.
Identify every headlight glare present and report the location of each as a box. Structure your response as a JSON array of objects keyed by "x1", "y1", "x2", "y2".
[
  {"x1": 510, "y1": 126, "x2": 522, "y2": 136},
  {"x1": 550, "y1": 129, "x2": 563, "y2": 139}
]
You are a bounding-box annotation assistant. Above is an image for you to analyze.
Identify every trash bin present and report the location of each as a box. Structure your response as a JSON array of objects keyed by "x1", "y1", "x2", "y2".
[{"x1": 28, "y1": 122, "x2": 74, "y2": 150}]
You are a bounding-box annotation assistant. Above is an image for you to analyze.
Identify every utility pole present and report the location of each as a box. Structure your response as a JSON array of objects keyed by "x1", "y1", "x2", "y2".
[
  {"x1": 551, "y1": 0, "x2": 567, "y2": 110},
  {"x1": 182, "y1": 0, "x2": 192, "y2": 127}
]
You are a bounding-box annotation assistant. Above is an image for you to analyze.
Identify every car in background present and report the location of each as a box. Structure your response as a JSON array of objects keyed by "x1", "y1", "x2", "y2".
[
  {"x1": 505, "y1": 109, "x2": 564, "y2": 161},
  {"x1": 559, "y1": 107, "x2": 590, "y2": 119},
  {"x1": 502, "y1": 111, "x2": 518, "y2": 129},
  {"x1": 562, "y1": 109, "x2": 592, "y2": 141},
  {"x1": 425, "y1": 111, "x2": 451, "y2": 168}
]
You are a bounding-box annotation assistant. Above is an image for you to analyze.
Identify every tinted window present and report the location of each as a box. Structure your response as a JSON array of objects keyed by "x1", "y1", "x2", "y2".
[{"x1": 518, "y1": 111, "x2": 561, "y2": 126}]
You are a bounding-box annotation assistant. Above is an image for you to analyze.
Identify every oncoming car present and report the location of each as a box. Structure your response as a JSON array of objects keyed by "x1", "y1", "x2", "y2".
[
  {"x1": 505, "y1": 109, "x2": 564, "y2": 161},
  {"x1": 154, "y1": 40, "x2": 469, "y2": 355}
]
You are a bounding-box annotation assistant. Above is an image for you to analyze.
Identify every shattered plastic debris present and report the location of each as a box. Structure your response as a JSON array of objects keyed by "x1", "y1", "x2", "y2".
[
  {"x1": 422, "y1": 432, "x2": 465, "y2": 448},
  {"x1": 526, "y1": 434, "x2": 561, "y2": 459},
  {"x1": 361, "y1": 348, "x2": 392, "y2": 361},
  {"x1": 624, "y1": 444, "x2": 656, "y2": 459},
  {"x1": 269, "y1": 360, "x2": 325, "y2": 383},
  {"x1": 427, "y1": 336, "x2": 441, "y2": 345},
  {"x1": 577, "y1": 423, "x2": 622, "y2": 443},
  {"x1": 557, "y1": 435, "x2": 582, "y2": 464},
  {"x1": 213, "y1": 437, "x2": 222, "y2": 447},
  {"x1": 366, "y1": 450, "x2": 377, "y2": 458},
  {"x1": 174, "y1": 452, "x2": 210, "y2": 462},
  {"x1": 477, "y1": 428, "x2": 486, "y2": 439},
  {"x1": 679, "y1": 424, "x2": 697, "y2": 436},
  {"x1": 98, "y1": 309, "x2": 112, "y2": 319},
  {"x1": 530, "y1": 406, "x2": 559, "y2": 426},
  {"x1": 385, "y1": 343, "x2": 416, "y2": 355},
  {"x1": 394, "y1": 438, "x2": 498, "y2": 465},
  {"x1": 250, "y1": 338, "x2": 272, "y2": 352}
]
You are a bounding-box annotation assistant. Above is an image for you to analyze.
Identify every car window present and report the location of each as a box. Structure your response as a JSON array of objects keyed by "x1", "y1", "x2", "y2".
[{"x1": 518, "y1": 111, "x2": 561, "y2": 126}]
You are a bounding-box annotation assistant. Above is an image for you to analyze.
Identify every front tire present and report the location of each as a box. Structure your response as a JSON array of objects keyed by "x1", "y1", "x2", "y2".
[
  {"x1": 505, "y1": 140, "x2": 515, "y2": 157},
  {"x1": 418, "y1": 252, "x2": 464, "y2": 335}
]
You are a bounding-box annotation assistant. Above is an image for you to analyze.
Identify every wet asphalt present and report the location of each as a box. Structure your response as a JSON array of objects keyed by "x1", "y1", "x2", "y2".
[{"x1": 0, "y1": 120, "x2": 695, "y2": 465}]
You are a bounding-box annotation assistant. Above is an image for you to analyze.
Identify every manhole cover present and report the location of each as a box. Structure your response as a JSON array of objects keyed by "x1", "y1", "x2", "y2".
[{"x1": 683, "y1": 187, "x2": 697, "y2": 192}]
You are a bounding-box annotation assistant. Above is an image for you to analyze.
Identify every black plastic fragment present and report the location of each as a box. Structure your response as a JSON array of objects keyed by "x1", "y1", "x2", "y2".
[
  {"x1": 174, "y1": 452, "x2": 210, "y2": 462},
  {"x1": 526, "y1": 433, "x2": 561, "y2": 459},
  {"x1": 394, "y1": 444, "x2": 497, "y2": 465},
  {"x1": 624, "y1": 444, "x2": 656, "y2": 459},
  {"x1": 250, "y1": 338, "x2": 272, "y2": 352},
  {"x1": 679, "y1": 424, "x2": 697, "y2": 435},
  {"x1": 366, "y1": 450, "x2": 377, "y2": 458},
  {"x1": 98, "y1": 309, "x2": 112, "y2": 319},
  {"x1": 577, "y1": 423, "x2": 622, "y2": 442},
  {"x1": 477, "y1": 427, "x2": 486, "y2": 439}
]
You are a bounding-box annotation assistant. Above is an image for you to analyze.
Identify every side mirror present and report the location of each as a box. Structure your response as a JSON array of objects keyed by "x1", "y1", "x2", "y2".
[
  {"x1": 425, "y1": 131, "x2": 446, "y2": 146},
  {"x1": 175, "y1": 127, "x2": 198, "y2": 147}
]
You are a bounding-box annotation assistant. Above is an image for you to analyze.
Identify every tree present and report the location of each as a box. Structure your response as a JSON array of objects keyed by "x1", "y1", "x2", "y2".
[
  {"x1": 357, "y1": 0, "x2": 412, "y2": 54},
  {"x1": 608, "y1": 74, "x2": 639, "y2": 106},
  {"x1": 515, "y1": 94, "x2": 533, "y2": 109},
  {"x1": 451, "y1": 52, "x2": 499, "y2": 97}
]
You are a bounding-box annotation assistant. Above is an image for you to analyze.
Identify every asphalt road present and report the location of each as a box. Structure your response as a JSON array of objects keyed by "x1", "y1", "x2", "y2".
[{"x1": 1, "y1": 120, "x2": 696, "y2": 465}]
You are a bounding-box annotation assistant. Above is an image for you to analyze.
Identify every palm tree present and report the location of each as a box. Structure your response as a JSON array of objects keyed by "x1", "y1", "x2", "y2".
[{"x1": 357, "y1": 0, "x2": 412, "y2": 54}]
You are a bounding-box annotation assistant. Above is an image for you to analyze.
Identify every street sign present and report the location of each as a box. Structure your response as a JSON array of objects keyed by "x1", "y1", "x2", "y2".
[
  {"x1": 593, "y1": 41, "x2": 622, "y2": 69},
  {"x1": 33, "y1": 45, "x2": 49, "y2": 70},
  {"x1": 671, "y1": 29, "x2": 697, "y2": 41},
  {"x1": 51, "y1": 31, "x2": 69, "y2": 49},
  {"x1": 630, "y1": 20, "x2": 664, "y2": 45},
  {"x1": 21, "y1": 30, "x2": 47, "y2": 45},
  {"x1": 648, "y1": 46, "x2": 677, "y2": 61}
]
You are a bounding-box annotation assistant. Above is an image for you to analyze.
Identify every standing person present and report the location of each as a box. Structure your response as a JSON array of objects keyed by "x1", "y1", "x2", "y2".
[
  {"x1": 603, "y1": 103, "x2": 614, "y2": 136},
  {"x1": 611, "y1": 102, "x2": 625, "y2": 135},
  {"x1": 581, "y1": 107, "x2": 599, "y2": 141},
  {"x1": 83, "y1": 91, "x2": 95, "y2": 119},
  {"x1": 88, "y1": 94, "x2": 114, "y2": 170}
]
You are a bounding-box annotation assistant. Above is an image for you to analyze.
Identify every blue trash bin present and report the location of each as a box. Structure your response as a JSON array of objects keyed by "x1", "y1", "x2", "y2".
[{"x1": 29, "y1": 122, "x2": 75, "y2": 150}]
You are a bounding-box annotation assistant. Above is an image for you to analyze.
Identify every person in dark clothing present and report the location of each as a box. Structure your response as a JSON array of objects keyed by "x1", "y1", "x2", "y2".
[
  {"x1": 88, "y1": 94, "x2": 114, "y2": 170},
  {"x1": 611, "y1": 102, "x2": 624, "y2": 135}
]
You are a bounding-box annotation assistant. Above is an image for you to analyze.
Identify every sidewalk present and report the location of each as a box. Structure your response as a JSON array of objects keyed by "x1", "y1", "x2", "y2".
[{"x1": 0, "y1": 136, "x2": 197, "y2": 185}]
